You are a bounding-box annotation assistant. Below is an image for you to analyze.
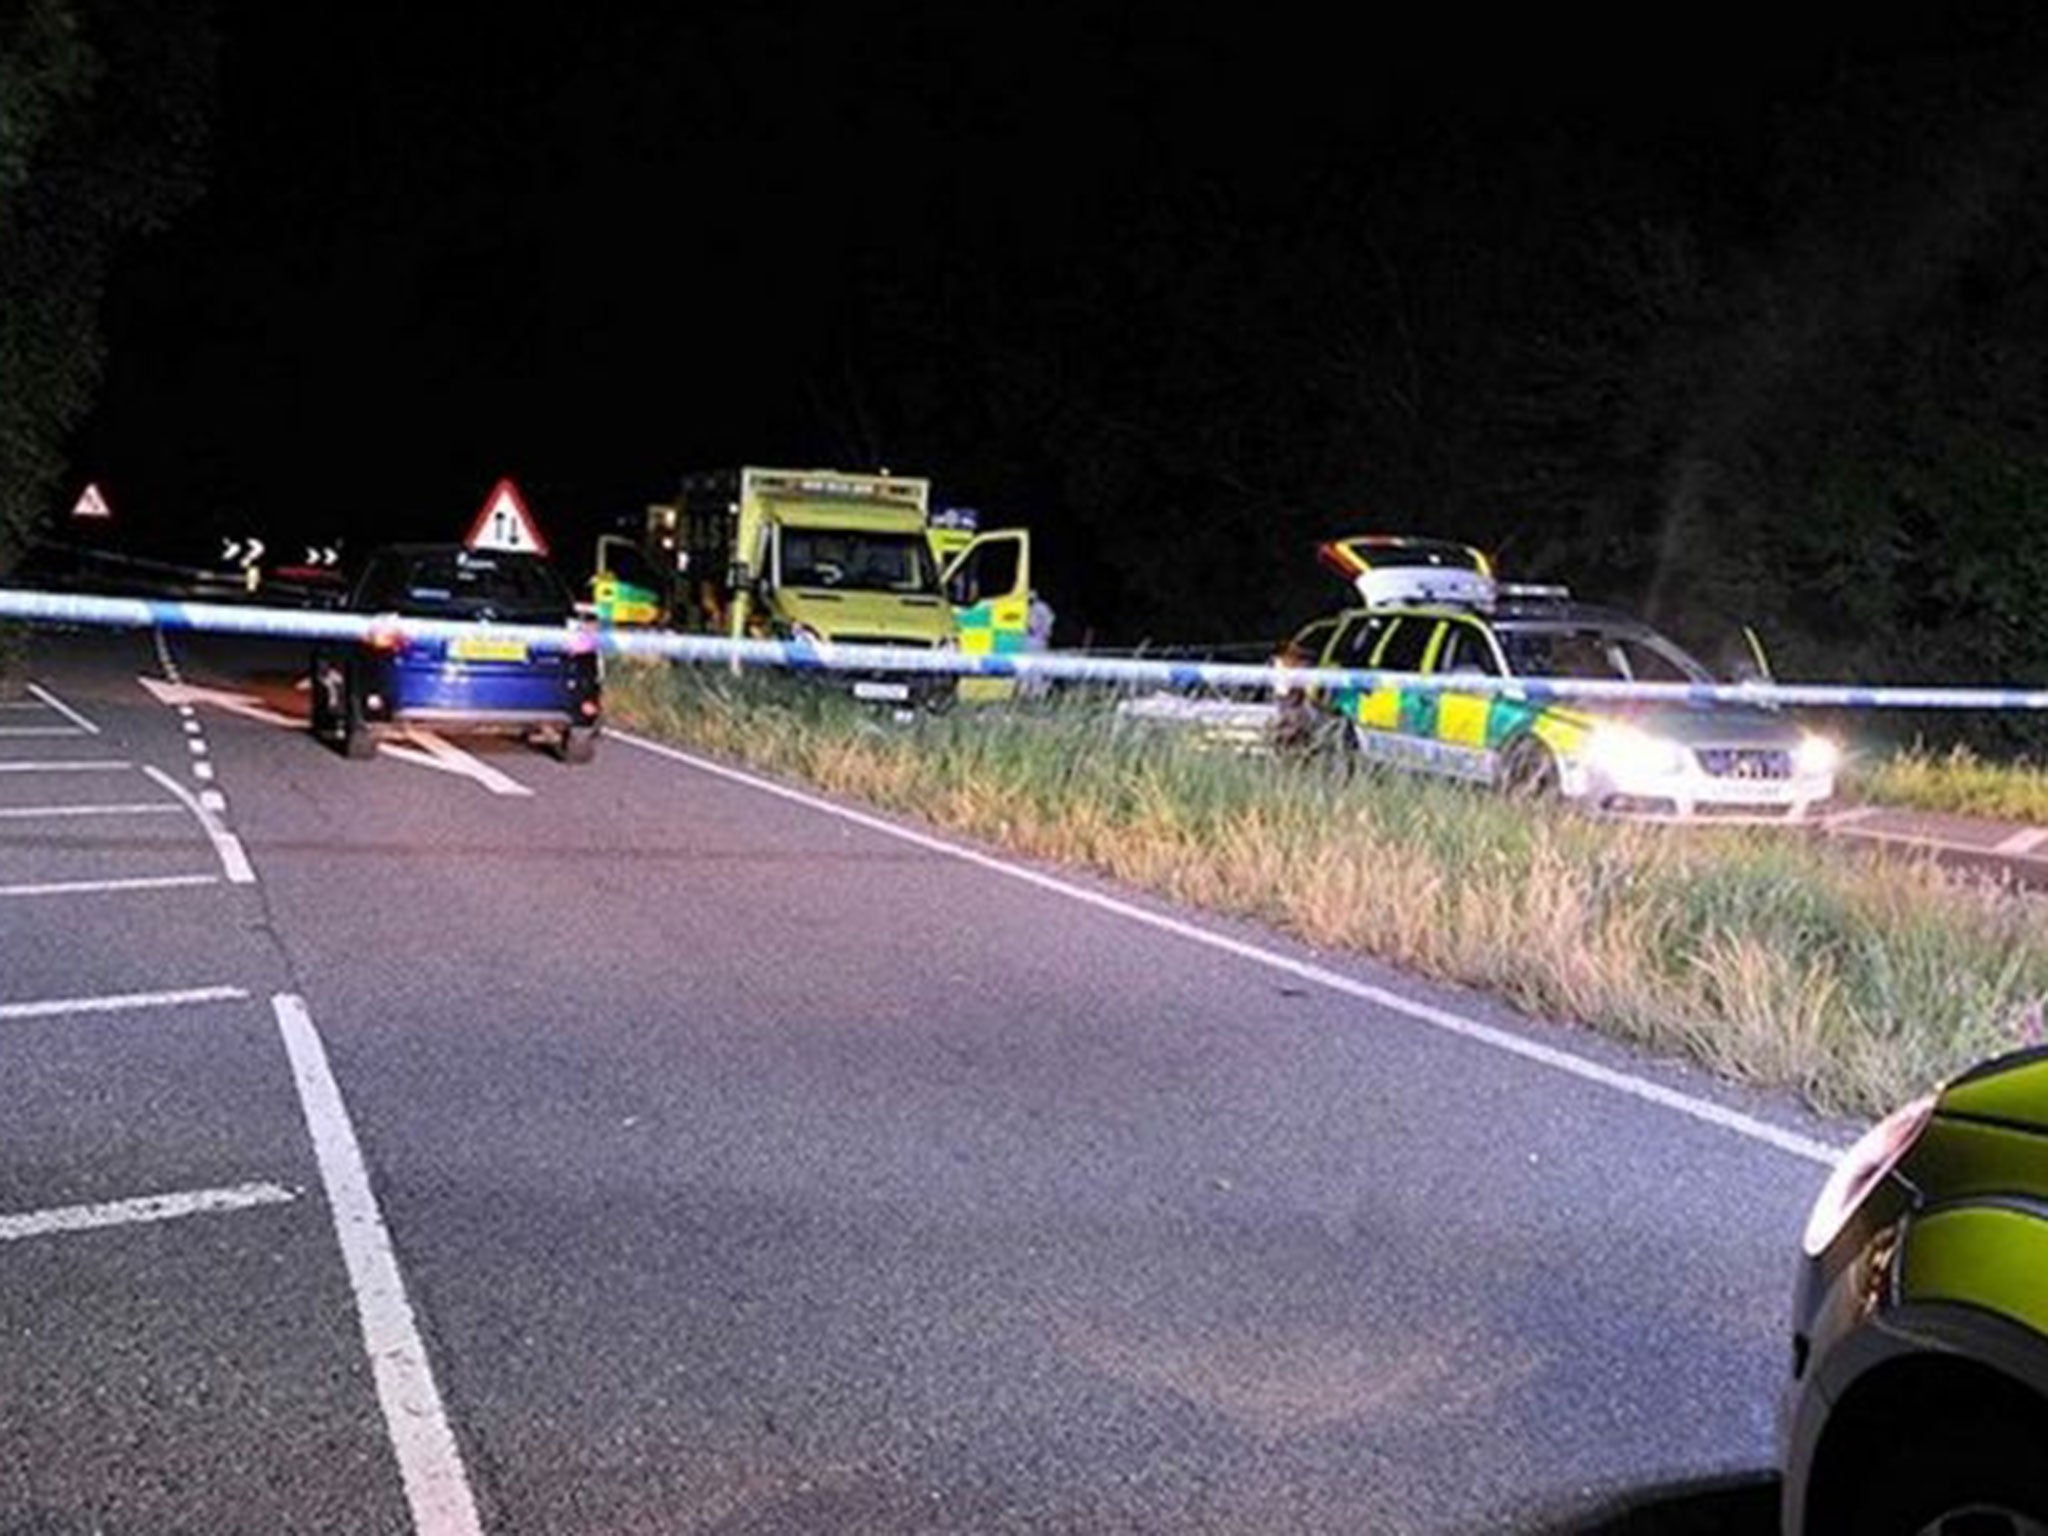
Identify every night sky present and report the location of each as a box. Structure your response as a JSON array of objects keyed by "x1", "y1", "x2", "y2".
[{"x1": 66, "y1": 3, "x2": 2048, "y2": 638}]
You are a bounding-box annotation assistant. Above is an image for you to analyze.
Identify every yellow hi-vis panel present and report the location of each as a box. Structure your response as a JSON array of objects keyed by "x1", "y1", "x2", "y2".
[
  {"x1": 1437, "y1": 694, "x2": 1491, "y2": 749},
  {"x1": 1356, "y1": 688, "x2": 1401, "y2": 730}
]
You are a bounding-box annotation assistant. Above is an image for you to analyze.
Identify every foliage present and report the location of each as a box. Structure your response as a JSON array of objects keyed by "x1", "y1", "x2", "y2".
[
  {"x1": 0, "y1": 0, "x2": 214, "y2": 577},
  {"x1": 823, "y1": 40, "x2": 2048, "y2": 752},
  {"x1": 1850, "y1": 742, "x2": 2048, "y2": 824}
]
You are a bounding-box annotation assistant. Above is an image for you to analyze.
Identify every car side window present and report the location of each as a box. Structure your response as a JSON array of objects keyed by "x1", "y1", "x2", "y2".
[
  {"x1": 1333, "y1": 613, "x2": 1393, "y2": 667},
  {"x1": 1435, "y1": 621, "x2": 1502, "y2": 676},
  {"x1": 1372, "y1": 617, "x2": 1437, "y2": 675}
]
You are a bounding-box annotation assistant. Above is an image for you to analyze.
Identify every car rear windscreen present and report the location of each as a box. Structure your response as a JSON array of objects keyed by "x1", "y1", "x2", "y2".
[{"x1": 357, "y1": 549, "x2": 572, "y2": 620}]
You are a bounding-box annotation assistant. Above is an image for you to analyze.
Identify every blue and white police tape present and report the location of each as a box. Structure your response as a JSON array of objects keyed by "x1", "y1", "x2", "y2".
[{"x1": 4, "y1": 585, "x2": 2047, "y2": 711}]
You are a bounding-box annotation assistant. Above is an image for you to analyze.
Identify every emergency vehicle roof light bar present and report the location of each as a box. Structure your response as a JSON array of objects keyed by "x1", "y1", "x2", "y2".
[{"x1": 1316, "y1": 535, "x2": 1497, "y2": 612}]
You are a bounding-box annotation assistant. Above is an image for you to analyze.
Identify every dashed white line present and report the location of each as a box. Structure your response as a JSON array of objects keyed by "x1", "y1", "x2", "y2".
[
  {"x1": 0, "y1": 802, "x2": 181, "y2": 820},
  {"x1": 187, "y1": 738, "x2": 207, "y2": 756},
  {"x1": 0, "y1": 726, "x2": 89, "y2": 738},
  {"x1": 0, "y1": 1182, "x2": 295, "y2": 1243},
  {"x1": 273, "y1": 994, "x2": 484, "y2": 1536},
  {"x1": 182, "y1": 719, "x2": 203, "y2": 735},
  {"x1": 193, "y1": 761, "x2": 215, "y2": 781},
  {"x1": 141, "y1": 765, "x2": 254, "y2": 883},
  {"x1": 618, "y1": 730, "x2": 1846, "y2": 1167},
  {"x1": 0, "y1": 874, "x2": 219, "y2": 898},
  {"x1": 0, "y1": 760, "x2": 130, "y2": 773},
  {"x1": 0, "y1": 985, "x2": 249, "y2": 1022},
  {"x1": 26, "y1": 683, "x2": 100, "y2": 735},
  {"x1": 199, "y1": 789, "x2": 227, "y2": 812}
]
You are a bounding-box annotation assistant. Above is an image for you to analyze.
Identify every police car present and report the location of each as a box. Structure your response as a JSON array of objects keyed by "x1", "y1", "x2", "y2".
[
  {"x1": 1782, "y1": 1044, "x2": 2048, "y2": 1533},
  {"x1": 1276, "y1": 536, "x2": 1838, "y2": 819}
]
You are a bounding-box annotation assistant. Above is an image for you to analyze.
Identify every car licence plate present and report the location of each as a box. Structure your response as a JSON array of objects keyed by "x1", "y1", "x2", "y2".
[
  {"x1": 451, "y1": 637, "x2": 529, "y2": 662},
  {"x1": 853, "y1": 681, "x2": 910, "y2": 702}
]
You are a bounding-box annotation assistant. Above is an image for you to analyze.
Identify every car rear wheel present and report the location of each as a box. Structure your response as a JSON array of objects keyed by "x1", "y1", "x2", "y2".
[
  {"x1": 340, "y1": 676, "x2": 377, "y2": 760},
  {"x1": 1500, "y1": 736, "x2": 1559, "y2": 800},
  {"x1": 557, "y1": 724, "x2": 598, "y2": 765}
]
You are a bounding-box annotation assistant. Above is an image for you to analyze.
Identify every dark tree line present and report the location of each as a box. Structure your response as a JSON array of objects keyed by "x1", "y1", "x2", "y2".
[
  {"x1": 0, "y1": 0, "x2": 213, "y2": 578},
  {"x1": 818, "y1": 41, "x2": 2048, "y2": 742}
]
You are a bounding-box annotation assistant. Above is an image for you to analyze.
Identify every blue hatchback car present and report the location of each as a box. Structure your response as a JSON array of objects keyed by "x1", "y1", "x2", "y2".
[{"x1": 309, "y1": 543, "x2": 602, "y2": 763}]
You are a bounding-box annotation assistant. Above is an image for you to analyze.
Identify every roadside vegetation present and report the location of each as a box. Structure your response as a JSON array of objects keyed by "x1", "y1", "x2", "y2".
[
  {"x1": 613, "y1": 664, "x2": 2048, "y2": 1122},
  {"x1": 1848, "y1": 742, "x2": 2048, "y2": 825}
]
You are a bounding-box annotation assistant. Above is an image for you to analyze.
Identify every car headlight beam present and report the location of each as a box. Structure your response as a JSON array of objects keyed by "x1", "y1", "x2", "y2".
[
  {"x1": 1586, "y1": 723, "x2": 1687, "y2": 779},
  {"x1": 1795, "y1": 732, "x2": 1841, "y2": 777}
]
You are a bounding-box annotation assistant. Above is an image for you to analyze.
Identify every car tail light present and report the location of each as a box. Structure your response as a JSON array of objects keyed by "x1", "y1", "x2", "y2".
[
  {"x1": 364, "y1": 623, "x2": 405, "y2": 654},
  {"x1": 579, "y1": 698, "x2": 599, "y2": 718},
  {"x1": 1801, "y1": 1093, "x2": 1937, "y2": 1257}
]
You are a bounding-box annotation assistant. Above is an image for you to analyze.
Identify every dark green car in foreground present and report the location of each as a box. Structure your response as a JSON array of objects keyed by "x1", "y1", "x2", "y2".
[{"x1": 1783, "y1": 1046, "x2": 2048, "y2": 1534}]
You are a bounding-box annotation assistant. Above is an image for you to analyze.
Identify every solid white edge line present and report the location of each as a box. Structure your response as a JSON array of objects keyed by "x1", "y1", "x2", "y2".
[
  {"x1": 0, "y1": 984, "x2": 247, "y2": 1021},
  {"x1": 272, "y1": 994, "x2": 484, "y2": 1536},
  {"x1": 26, "y1": 683, "x2": 100, "y2": 735},
  {"x1": 0, "y1": 802, "x2": 181, "y2": 820},
  {"x1": 0, "y1": 873, "x2": 218, "y2": 897},
  {"x1": 0, "y1": 1181, "x2": 296, "y2": 1242},
  {"x1": 141, "y1": 764, "x2": 255, "y2": 883},
  {"x1": 1993, "y1": 827, "x2": 2048, "y2": 857},
  {"x1": 616, "y1": 730, "x2": 1845, "y2": 1168}
]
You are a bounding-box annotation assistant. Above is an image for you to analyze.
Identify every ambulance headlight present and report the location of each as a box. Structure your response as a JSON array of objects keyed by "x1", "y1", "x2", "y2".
[
  {"x1": 1795, "y1": 732, "x2": 1841, "y2": 777},
  {"x1": 1587, "y1": 724, "x2": 1687, "y2": 779}
]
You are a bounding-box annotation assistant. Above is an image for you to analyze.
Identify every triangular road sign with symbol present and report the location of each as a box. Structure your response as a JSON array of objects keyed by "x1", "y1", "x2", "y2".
[
  {"x1": 71, "y1": 483, "x2": 112, "y2": 519},
  {"x1": 464, "y1": 478, "x2": 548, "y2": 555}
]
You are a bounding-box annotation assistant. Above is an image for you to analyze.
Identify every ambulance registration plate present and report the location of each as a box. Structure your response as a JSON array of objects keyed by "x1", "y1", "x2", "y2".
[{"x1": 451, "y1": 637, "x2": 528, "y2": 663}]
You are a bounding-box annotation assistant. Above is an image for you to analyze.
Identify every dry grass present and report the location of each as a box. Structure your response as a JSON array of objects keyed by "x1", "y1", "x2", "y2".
[
  {"x1": 1850, "y1": 741, "x2": 2048, "y2": 824},
  {"x1": 613, "y1": 664, "x2": 2048, "y2": 1119}
]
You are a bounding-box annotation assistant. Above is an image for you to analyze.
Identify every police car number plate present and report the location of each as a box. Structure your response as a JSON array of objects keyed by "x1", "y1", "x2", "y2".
[{"x1": 853, "y1": 681, "x2": 910, "y2": 702}]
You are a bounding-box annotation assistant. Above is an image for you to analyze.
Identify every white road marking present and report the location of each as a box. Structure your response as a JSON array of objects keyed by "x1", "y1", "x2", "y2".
[
  {"x1": 183, "y1": 719, "x2": 203, "y2": 735},
  {"x1": 0, "y1": 726, "x2": 89, "y2": 738},
  {"x1": 1994, "y1": 827, "x2": 2048, "y2": 857},
  {"x1": 26, "y1": 683, "x2": 100, "y2": 735},
  {"x1": 193, "y1": 761, "x2": 214, "y2": 781},
  {"x1": 1821, "y1": 806, "x2": 1881, "y2": 828},
  {"x1": 0, "y1": 874, "x2": 218, "y2": 898},
  {"x1": 199, "y1": 789, "x2": 227, "y2": 812},
  {"x1": 273, "y1": 994, "x2": 484, "y2": 1536},
  {"x1": 619, "y1": 731, "x2": 1847, "y2": 1167},
  {"x1": 141, "y1": 765, "x2": 255, "y2": 883},
  {"x1": 380, "y1": 730, "x2": 533, "y2": 798},
  {"x1": 137, "y1": 676, "x2": 300, "y2": 730},
  {"x1": 0, "y1": 802, "x2": 181, "y2": 820},
  {"x1": 187, "y1": 738, "x2": 207, "y2": 756},
  {"x1": 0, "y1": 760, "x2": 130, "y2": 773},
  {"x1": 0, "y1": 984, "x2": 248, "y2": 1022},
  {"x1": 0, "y1": 1182, "x2": 297, "y2": 1243}
]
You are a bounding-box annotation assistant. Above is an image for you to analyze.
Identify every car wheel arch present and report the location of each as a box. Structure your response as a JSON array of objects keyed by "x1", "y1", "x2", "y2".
[{"x1": 1801, "y1": 1347, "x2": 2048, "y2": 1531}]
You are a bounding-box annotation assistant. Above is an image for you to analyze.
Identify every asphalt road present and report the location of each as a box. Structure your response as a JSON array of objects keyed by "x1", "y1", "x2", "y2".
[{"x1": 0, "y1": 628, "x2": 1853, "y2": 1535}]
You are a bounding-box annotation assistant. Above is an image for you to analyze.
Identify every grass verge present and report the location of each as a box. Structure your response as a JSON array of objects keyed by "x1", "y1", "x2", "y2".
[
  {"x1": 1848, "y1": 742, "x2": 2048, "y2": 825},
  {"x1": 612, "y1": 665, "x2": 2048, "y2": 1120}
]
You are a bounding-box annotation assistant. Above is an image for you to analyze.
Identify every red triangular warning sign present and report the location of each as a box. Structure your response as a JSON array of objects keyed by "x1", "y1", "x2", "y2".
[
  {"x1": 463, "y1": 478, "x2": 548, "y2": 555},
  {"x1": 71, "y1": 482, "x2": 112, "y2": 519}
]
